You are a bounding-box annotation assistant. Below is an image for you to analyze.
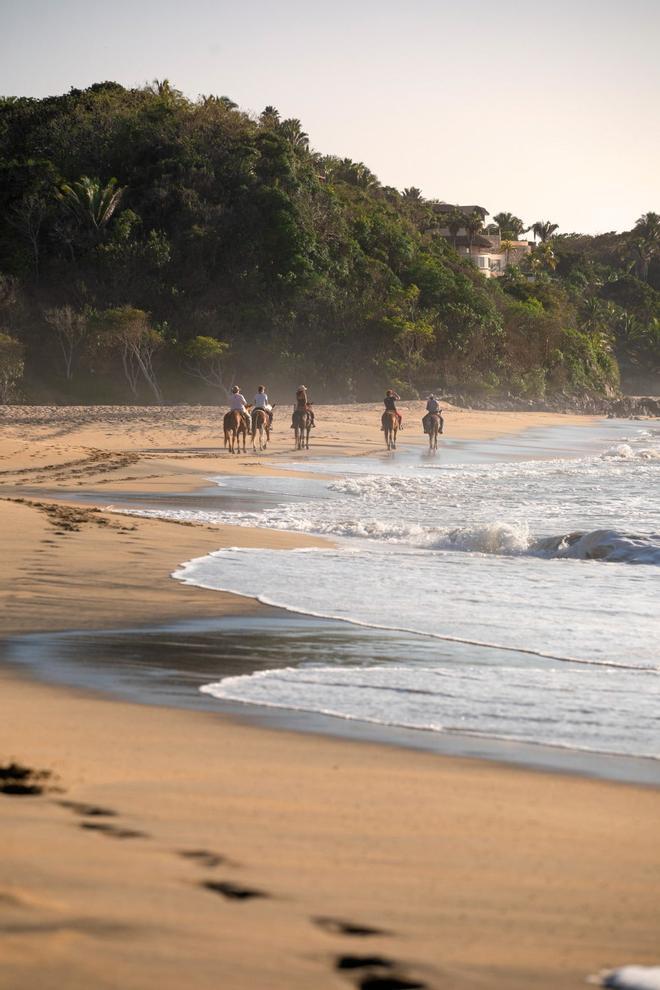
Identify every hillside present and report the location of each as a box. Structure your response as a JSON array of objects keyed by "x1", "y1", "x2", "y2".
[{"x1": 0, "y1": 81, "x2": 658, "y2": 404}]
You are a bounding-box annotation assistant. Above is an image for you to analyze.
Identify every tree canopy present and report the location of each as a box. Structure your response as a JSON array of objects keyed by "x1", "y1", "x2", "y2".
[{"x1": 0, "y1": 82, "x2": 657, "y2": 403}]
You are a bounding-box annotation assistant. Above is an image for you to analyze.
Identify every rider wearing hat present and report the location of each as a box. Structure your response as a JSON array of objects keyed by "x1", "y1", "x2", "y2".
[
  {"x1": 291, "y1": 385, "x2": 316, "y2": 429},
  {"x1": 422, "y1": 393, "x2": 444, "y2": 435},
  {"x1": 229, "y1": 385, "x2": 251, "y2": 430},
  {"x1": 382, "y1": 389, "x2": 403, "y2": 430}
]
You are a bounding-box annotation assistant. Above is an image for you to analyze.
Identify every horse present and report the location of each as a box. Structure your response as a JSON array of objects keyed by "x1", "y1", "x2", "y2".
[
  {"x1": 382, "y1": 410, "x2": 398, "y2": 450},
  {"x1": 293, "y1": 408, "x2": 313, "y2": 450},
  {"x1": 425, "y1": 412, "x2": 443, "y2": 451},
  {"x1": 251, "y1": 407, "x2": 272, "y2": 451},
  {"x1": 224, "y1": 409, "x2": 249, "y2": 454}
]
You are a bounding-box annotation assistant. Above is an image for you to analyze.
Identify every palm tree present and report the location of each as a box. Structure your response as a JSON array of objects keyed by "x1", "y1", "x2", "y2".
[
  {"x1": 500, "y1": 239, "x2": 515, "y2": 268},
  {"x1": 259, "y1": 106, "x2": 280, "y2": 129},
  {"x1": 279, "y1": 118, "x2": 309, "y2": 151},
  {"x1": 445, "y1": 208, "x2": 467, "y2": 249},
  {"x1": 336, "y1": 159, "x2": 379, "y2": 189},
  {"x1": 56, "y1": 176, "x2": 125, "y2": 238},
  {"x1": 464, "y1": 210, "x2": 484, "y2": 261},
  {"x1": 402, "y1": 187, "x2": 423, "y2": 201},
  {"x1": 529, "y1": 241, "x2": 557, "y2": 273},
  {"x1": 492, "y1": 212, "x2": 525, "y2": 240},
  {"x1": 531, "y1": 220, "x2": 559, "y2": 243},
  {"x1": 631, "y1": 211, "x2": 660, "y2": 282},
  {"x1": 148, "y1": 79, "x2": 186, "y2": 106}
]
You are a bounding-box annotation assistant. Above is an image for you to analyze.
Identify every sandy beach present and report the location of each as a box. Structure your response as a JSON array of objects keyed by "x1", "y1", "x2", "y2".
[{"x1": 2, "y1": 403, "x2": 659, "y2": 990}]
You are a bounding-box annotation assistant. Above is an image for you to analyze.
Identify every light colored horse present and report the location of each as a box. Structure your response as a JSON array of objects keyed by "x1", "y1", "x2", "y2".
[
  {"x1": 224, "y1": 409, "x2": 248, "y2": 453},
  {"x1": 382, "y1": 410, "x2": 398, "y2": 450},
  {"x1": 251, "y1": 408, "x2": 271, "y2": 451},
  {"x1": 293, "y1": 408, "x2": 312, "y2": 450}
]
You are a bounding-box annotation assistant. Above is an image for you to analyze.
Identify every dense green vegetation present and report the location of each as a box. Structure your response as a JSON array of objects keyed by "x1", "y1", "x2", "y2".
[{"x1": 0, "y1": 81, "x2": 658, "y2": 404}]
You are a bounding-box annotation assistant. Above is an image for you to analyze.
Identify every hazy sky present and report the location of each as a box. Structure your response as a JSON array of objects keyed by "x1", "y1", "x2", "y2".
[{"x1": 2, "y1": 0, "x2": 658, "y2": 233}]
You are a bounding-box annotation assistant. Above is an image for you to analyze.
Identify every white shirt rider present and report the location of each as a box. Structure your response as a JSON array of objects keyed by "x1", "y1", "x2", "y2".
[
  {"x1": 253, "y1": 391, "x2": 271, "y2": 410},
  {"x1": 229, "y1": 390, "x2": 248, "y2": 413}
]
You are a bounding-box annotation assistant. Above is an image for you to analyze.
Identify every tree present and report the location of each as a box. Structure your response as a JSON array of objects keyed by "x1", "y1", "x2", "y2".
[
  {"x1": 8, "y1": 193, "x2": 47, "y2": 278},
  {"x1": 464, "y1": 210, "x2": 484, "y2": 261},
  {"x1": 96, "y1": 307, "x2": 163, "y2": 401},
  {"x1": 528, "y1": 241, "x2": 558, "y2": 273},
  {"x1": 182, "y1": 336, "x2": 231, "y2": 394},
  {"x1": 445, "y1": 208, "x2": 467, "y2": 249},
  {"x1": 500, "y1": 239, "x2": 515, "y2": 268},
  {"x1": 0, "y1": 332, "x2": 25, "y2": 402},
  {"x1": 531, "y1": 220, "x2": 559, "y2": 243},
  {"x1": 279, "y1": 118, "x2": 309, "y2": 151},
  {"x1": 55, "y1": 176, "x2": 125, "y2": 245},
  {"x1": 631, "y1": 212, "x2": 660, "y2": 282},
  {"x1": 492, "y1": 212, "x2": 526, "y2": 240},
  {"x1": 402, "y1": 187, "x2": 423, "y2": 201},
  {"x1": 384, "y1": 286, "x2": 436, "y2": 385},
  {"x1": 259, "y1": 106, "x2": 280, "y2": 129},
  {"x1": 43, "y1": 305, "x2": 88, "y2": 379}
]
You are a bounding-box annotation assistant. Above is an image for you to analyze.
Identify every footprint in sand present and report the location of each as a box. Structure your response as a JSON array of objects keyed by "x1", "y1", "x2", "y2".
[
  {"x1": 57, "y1": 799, "x2": 117, "y2": 818},
  {"x1": 335, "y1": 956, "x2": 428, "y2": 989},
  {"x1": 201, "y1": 880, "x2": 268, "y2": 901},
  {"x1": 80, "y1": 822, "x2": 149, "y2": 840},
  {"x1": 178, "y1": 849, "x2": 233, "y2": 868},
  {"x1": 313, "y1": 916, "x2": 391, "y2": 937}
]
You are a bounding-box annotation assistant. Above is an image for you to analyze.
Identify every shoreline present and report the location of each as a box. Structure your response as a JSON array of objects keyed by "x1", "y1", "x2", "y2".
[
  {"x1": 3, "y1": 613, "x2": 659, "y2": 788},
  {"x1": 3, "y1": 405, "x2": 660, "y2": 988},
  {"x1": 2, "y1": 663, "x2": 660, "y2": 990}
]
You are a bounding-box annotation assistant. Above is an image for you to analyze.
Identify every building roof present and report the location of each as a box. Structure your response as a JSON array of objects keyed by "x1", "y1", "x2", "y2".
[
  {"x1": 433, "y1": 203, "x2": 488, "y2": 217},
  {"x1": 453, "y1": 234, "x2": 494, "y2": 248}
]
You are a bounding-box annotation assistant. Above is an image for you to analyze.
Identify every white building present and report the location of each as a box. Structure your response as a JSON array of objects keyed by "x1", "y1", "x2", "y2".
[{"x1": 432, "y1": 204, "x2": 532, "y2": 278}]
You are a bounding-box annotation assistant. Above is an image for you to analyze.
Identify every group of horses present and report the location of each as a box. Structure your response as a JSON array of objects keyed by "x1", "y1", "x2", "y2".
[
  {"x1": 223, "y1": 406, "x2": 313, "y2": 453},
  {"x1": 224, "y1": 405, "x2": 443, "y2": 454},
  {"x1": 382, "y1": 410, "x2": 443, "y2": 451}
]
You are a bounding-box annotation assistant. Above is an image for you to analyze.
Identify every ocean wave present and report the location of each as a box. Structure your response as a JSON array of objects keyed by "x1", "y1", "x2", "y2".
[
  {"x1": 590, "y1": 966, "x2": 660, "y2": 989},
  {"x1": 199, "y1": 663, "x2": 660, "y2": 760},
  {"x1": 602, "y1": 442, "x2": 660, "y2": 460},
  {"x1": 532, "y1": 529, "x2": 660, "y2": 565}
]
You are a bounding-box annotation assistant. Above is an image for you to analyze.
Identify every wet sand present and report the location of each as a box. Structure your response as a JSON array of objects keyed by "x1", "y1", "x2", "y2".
[{"x1": 2, "y1": 404, "x2": 659, "y2": 990}]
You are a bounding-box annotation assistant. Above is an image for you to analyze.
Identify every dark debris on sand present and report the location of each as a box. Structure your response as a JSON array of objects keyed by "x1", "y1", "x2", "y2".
[{"x1": 0, "y1": 761, "x2": 53, "y2": 796}]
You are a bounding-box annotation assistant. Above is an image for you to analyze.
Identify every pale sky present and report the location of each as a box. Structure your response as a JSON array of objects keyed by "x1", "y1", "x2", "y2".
[{"x1": 1, "y1": 0, "x2": 658, "y2": 233}]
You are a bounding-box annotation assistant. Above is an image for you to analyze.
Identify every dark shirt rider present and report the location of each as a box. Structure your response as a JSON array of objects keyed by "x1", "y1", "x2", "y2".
[
  {"x1": 423, "y1": 394, "x2": 444, "y2": 434},
  {"x1": 382, "y1": 390, "x2": 403, "y2": 430}
]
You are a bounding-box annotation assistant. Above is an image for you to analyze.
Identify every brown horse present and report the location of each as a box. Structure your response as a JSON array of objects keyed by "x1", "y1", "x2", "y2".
[
  {"x1": 425, "y1": 412, "x2": 443, "y2": 451},
  {"x1": 293, "y1": 408, "x2": 313, "y2": 450},
  {"x1": 224, "y1": 409, "x2": 248, "y2": 454},
  {"x1": 382, "y1": 410, "x2": 398, "y2": 450},
  {"x1": 251, "y1": 408, "x2": 271, "y2": 451}
]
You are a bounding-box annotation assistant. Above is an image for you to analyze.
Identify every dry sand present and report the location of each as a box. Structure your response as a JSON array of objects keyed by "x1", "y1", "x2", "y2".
[{"x1": 1, "y1": 404, "x2": 659, "y2": 990}]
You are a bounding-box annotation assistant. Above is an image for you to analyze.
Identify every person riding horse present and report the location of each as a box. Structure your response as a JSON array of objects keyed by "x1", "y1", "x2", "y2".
[
  {"x1": 381, "y1": 390, "x2": 403, "y2": 431},
  {"x1": 252, "y1": 385, "x2": 274, "y2": 429},
  {"x1": 229, "y1": 385, "x2": 251, "y2": 431},
  {"x1": 290, "y1": 385, "x2": 315, "y2": 429},
  {"x1": 422, "y1": 394, "x2": 444, "y2": 435}
]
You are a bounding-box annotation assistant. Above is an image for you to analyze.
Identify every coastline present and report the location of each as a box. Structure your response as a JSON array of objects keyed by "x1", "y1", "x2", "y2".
[
  {"x1": 2, "y1": 404, "x2": 660, "y2": 989},
  {"x1": 3, "y1": 665, "x2": 660, "y2": 990}
]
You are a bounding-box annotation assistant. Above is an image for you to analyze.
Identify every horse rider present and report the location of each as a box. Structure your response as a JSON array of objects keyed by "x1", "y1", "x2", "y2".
[
  {"x1": 229, "y1": 385, "x2": 251, "y2": 431},
  {"x1": 291, "y1": 384, "x2": 316, "y2": 429},
  {"x1": 382, "y1": 389, "x2": 403, "y2": 430},
  {"x1": 422, "y1": 393, "x2": 444, "y2": 435},
  {"x1": 252, "y1": 385, "x2": 274, "y2": 429}
]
